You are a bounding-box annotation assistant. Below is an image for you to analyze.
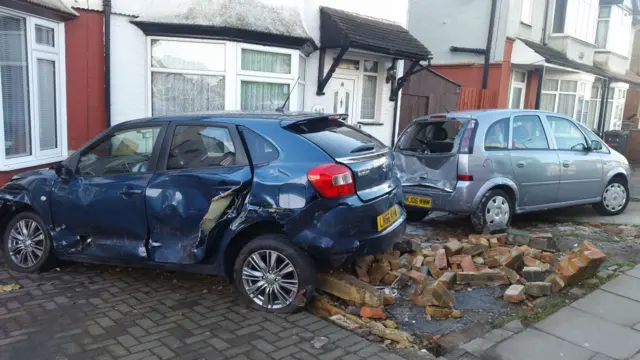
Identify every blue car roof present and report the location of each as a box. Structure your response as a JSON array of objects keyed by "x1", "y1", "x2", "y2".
[{"x1": 115, "y1": 112, "x2": 345, "y2": 128}]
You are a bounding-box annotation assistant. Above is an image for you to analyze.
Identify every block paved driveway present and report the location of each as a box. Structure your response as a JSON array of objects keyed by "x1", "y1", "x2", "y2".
[{"x1": 0, "y1": 259, "x2": 405, "y2": 360}]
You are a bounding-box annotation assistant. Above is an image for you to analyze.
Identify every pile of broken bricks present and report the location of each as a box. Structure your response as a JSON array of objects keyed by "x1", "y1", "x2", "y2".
[{"x1": 313, "y1": 232, "x2": 607, "y2": 349}]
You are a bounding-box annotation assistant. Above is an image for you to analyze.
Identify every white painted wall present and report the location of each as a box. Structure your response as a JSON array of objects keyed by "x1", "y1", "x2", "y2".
[
  {"x1": 110, "y1": 14, "x2": 148, "y2": 124},
  {"x1": 407, "y1": 0, "x2": 507, "y2": 65},
  {"x1": 505, "y1": 0, "x2": 547, "y2": 43}
]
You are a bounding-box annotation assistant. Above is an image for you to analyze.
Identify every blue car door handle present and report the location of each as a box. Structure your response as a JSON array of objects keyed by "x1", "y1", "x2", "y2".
[
  {"x1": 119, "y1": 188, "x2": 143, "y2": 196},
  {"x1": 516, "y1": 161, "x2": 526, "y2": 168},
  {"x1": 563, "y1": 161, "x2": 571, "y2": 168}
]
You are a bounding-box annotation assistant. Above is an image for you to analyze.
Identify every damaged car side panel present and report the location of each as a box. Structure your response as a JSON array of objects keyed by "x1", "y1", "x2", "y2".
[
  {"x1": 0, "y1": 169, "x2": 58, "y2": 237},
  {"x1": 145, "y1": 167, "x2": 252, "y2": 264}
]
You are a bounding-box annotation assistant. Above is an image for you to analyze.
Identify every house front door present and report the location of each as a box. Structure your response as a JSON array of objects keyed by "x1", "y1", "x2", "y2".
[{"x1": 328, "y1": 77, "x2": 356, "y2": 124}]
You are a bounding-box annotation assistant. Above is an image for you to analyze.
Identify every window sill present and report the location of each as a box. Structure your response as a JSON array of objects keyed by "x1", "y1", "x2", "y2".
[
  {"x1": 358, "y1": 121, "x2": 384, "y2": 126},
  {"x1": 0, "y1": 155, "x2": 67, "y2": 172},
  {"x1": 520, "y1": 21, "x2": 533, "y2": 27}
]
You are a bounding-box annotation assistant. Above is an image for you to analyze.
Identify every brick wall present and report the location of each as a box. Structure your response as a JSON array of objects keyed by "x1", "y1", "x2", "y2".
[{"x1": 625, "y1": 130, "x2": 640, "y2": 164}]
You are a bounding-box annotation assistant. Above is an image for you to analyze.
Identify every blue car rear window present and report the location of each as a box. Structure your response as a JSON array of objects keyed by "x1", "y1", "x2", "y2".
[{"x1": 287, "y1": 118, "x2": 386, "y2": 158}]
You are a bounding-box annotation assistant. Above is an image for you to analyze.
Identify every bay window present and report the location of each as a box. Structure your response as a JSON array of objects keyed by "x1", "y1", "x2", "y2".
[
  {"x1": 0, "y1": 9, "x2": 66, "y2": 170},
  {"x1": 149, "y1": 39, "x2": 303, "y2": 115},
  {"x1": 540, "y1": 79, "x2": 592, "y2": 122}
]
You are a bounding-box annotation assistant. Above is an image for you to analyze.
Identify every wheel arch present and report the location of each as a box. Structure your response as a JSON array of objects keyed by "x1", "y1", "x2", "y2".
[
  {"x1": 222, "y1": 220, "x2": 286, "y2": 280},
  {"x1": 471, "y1": 178, "x2": 519, "y2": 211}
]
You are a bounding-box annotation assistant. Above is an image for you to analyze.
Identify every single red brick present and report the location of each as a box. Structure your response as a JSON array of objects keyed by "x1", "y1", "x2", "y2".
[
  {"x1": 489, "y1": 238, "x2": 499, "y2": 248},
  {"x1": 355, "y1": 266, "x2": 370, "y2": 283},
  {"x1": 435, "y1": 249, "x2": 448, "y2": 269},
  {"x1": 368, "y1": 262, "x2": 391, "y2": 285},
  {"x1": 406, "y1": 270, "x2": 426, "y2": 283},
  {"x1": 460, "y1": 256, "x2": 476, "y2": 272},
  {"x1": 545, "y1": 274, "x2": 565, "y2": 293},
  {"x1": 360, "y1": 306, "x2": 387, "y2": 319},
  {"x1": 540, "y1": 252, "x2": 557, "y2": 264},
  {"x1": 503, "y1": 285, "x2": 526, "y2": 303},
  {"x1": 383, "y1": 294, "x2": 395, "y2": 306}
]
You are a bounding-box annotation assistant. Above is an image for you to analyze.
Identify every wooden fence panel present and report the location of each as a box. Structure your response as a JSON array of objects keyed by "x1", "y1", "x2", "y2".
[{"x1": 457, "y1": 88, "x2": 498, "y2": 110}]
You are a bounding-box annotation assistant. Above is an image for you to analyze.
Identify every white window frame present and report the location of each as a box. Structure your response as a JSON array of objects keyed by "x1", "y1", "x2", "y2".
[
  {"x1": 508, "y1": 70, "x2": 527, "y2": 109},
  {"x1": 146, "y1": 37, "x2": 230, "y2": 116},
  {"x1": 521, "y1": 0, "x2": 533, "y2": 25},
  {"x1": 236, "y1": 43, "x2": 300, "y2": 111},
  {"x1": 0, "y1": 8, "x2": 67, "y2": 171}
]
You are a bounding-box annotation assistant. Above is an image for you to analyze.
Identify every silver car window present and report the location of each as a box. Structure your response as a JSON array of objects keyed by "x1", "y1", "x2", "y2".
[
  {"x1": 546, "y1": 116, "x2": 588, "y2": 150},
  {"x1": 484, "y1": 118, "x2": 509, "y2": 150},
  {"x1": 512, "y1": 115, "x2": 549, "y2": 149}
]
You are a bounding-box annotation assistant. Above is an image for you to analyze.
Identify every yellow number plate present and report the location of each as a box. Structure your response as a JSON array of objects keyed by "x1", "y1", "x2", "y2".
[
  {"x1": 406, "y1": 195, "x2": 432, "y2": 208},
  {"x1": 377, "y1": 205, "x2": 400, "y2": 232}
]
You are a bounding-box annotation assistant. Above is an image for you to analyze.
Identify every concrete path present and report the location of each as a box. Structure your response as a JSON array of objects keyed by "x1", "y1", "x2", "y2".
[
  {"x1": 479, "y1": 265, "x2": 640, "y2": 360},
  {"x1": 543, "y1": 201, "x2": 640, "y2": 226}
]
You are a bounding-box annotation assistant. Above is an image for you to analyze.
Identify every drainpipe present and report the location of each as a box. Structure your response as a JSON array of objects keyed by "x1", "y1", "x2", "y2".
[
  {"x1": 541, "y1": 0, "x2": 550, "y2": 45},
  {"x1": 391, "y1": 95, "x2": 399, "y2": 148},
  {"x1": 534, "y1": 66, "x2": 545, "y2": 109},
  {"x1": 104, "y1": 0, "x2": 112, "y2": 127},
  {"x1": 598, "y1": 78, "x2": 610, "y2": 136},
  {"x1": 482, "y1": 0, "x2": 498, "y2": 89}
]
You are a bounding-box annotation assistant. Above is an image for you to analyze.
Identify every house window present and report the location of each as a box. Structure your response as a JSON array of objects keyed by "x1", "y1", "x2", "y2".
[
  {"x1": 586, "y1": 84, "x2": 601, "y2": 131},
  {"x1": 238, "y1": 47, "x2": 295, "y2": 111},
  {"x1": 540, "y1": 79, "x2": 591, "y2": 121},
  {"x1": 553, "y1": 0, "x2": 567, "y2": 33},
  {"x1": 521, "y1": 0, "x2": 533, "y2": 25},
  {"x1": 596, "y1": 6, "x2": 611, "y2": 48},
  {"x1": 361, "y1": 60, "x2": 378, "y2": 120},
  {"x1": 0, "y1": 10, "x2": 65, "y2": 170},
  {"x1": 150, "y1": 40, "x2": 226, "y2": 116},
  {"x1": 509, "y1": 70, "x2": 527, "y2": 109}
]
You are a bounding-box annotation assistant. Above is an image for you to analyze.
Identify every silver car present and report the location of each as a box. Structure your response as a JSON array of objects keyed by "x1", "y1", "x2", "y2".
[{"x1": 394, "y1": 109, "x2": 631, "y2": 233}]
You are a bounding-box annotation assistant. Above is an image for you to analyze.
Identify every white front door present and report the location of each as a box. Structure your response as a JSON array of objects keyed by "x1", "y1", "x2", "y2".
[{"x1": 328, "y1": 77, "x2": 356, "y2": 124}]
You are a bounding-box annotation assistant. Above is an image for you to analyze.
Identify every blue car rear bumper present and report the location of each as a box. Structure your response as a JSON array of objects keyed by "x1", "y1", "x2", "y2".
[{"x1": 291, "y1": 185, "x2": 406, "y2": 267}]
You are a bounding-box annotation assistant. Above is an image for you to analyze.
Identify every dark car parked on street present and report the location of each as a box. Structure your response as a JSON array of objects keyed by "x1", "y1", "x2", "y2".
[{"x1": 0, "y1": 112, "x2": 406, "y2": 312}]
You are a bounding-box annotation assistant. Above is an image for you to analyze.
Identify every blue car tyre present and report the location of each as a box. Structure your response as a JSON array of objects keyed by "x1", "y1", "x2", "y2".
[
  {"x1": 233, "y1": 234, "x2": 316, "y2": 313},
  {"x1": 3, "y1": 211, "x2": 57, "y2": 272}
]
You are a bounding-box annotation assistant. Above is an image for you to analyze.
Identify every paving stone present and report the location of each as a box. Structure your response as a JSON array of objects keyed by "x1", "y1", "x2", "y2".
[
  {"x1": 571, "y1": 289, "x2": 640, "y2": 326},
  {"x1": 601, "y1": 274, "x2": 640, "y2": 302},
  {"x1": 625, "y1": 265, "x2": 640, "y2": 279},
  {"x1": 501, "y1": 320, "x2": 524, "y2": 333},
  {"x1": 485, "y1": 329, "x2": 594, "y2": 360},
  {"x1": 590, "y1": 354, "x2": 614, "y2": 360},
  {"x1": 483, "y1": 328, "x2": 514, "y2": 343},
  {"x1": 460, "y1": 338, "x2": 495, "y2": 356},
  {"x1": 535, "y1": 307, "x2": 640, "y2": 359}
]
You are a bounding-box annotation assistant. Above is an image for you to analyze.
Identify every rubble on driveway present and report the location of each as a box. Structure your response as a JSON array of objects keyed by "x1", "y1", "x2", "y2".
[{"x1": 312, "y1": 231, "x2": 608, "y2": 353}]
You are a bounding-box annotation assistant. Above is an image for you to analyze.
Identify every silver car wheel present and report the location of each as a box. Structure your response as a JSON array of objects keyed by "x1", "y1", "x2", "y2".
[
  {"x1": 603, "y1": 183, "x2": 627, "y2": 212},
  {"x1": 8, "y1": 219, "x2": 45, "y2": 268},
  {"x1": 242, "y1": 250, "x2": 299, "y2": 309},
  {"x1": 485, "y1": 195, "x2": 510, "y2": 226}
]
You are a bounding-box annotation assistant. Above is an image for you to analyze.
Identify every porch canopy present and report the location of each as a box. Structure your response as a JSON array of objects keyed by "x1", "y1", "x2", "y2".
[
  {"x1": 317, "y1": 7, "x2": 432, "y2": 97},
  {"x1": 5, "y1": 0, "x2": 78, "y2": 20},
  {"x1": 513, "y1": 38, "x2": 640, "y2": 86},
  {"x1": 131, "y1": 0, "x2": 317, "y2": 55}
]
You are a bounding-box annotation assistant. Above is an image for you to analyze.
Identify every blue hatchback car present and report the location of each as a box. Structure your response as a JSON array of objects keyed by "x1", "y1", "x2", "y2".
[{"x1": 0, "y1": 112, "x2": 406, "y2": 312}]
